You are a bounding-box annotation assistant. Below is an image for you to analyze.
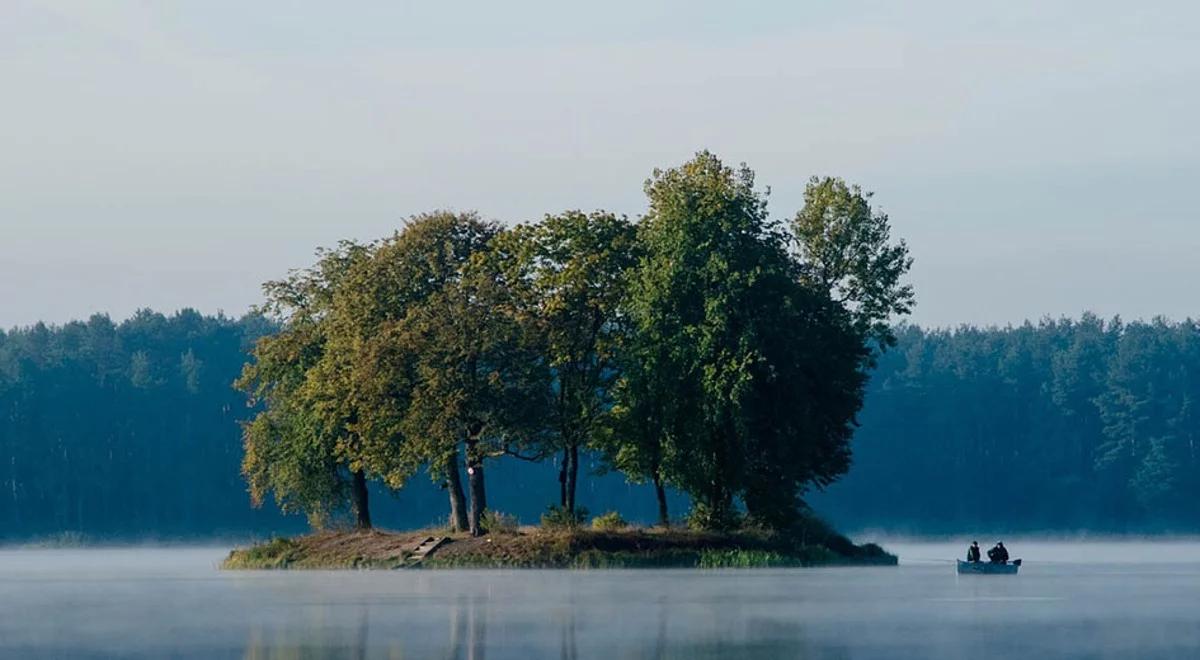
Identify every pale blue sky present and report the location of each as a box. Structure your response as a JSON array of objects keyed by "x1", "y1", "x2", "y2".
[{"x1": 2, "y1": 1, "x2": 1198, "y2": 328}]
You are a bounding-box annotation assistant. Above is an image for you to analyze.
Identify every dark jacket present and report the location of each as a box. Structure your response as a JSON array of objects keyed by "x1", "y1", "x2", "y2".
[{"x1": 967, "y1": 545, "x2": 981, "y2": 562}]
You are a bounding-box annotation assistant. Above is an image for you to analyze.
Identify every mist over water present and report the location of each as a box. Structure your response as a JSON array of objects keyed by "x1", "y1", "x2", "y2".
[
  {"x1": 884, "y1": 538, "x2": 1200, "y2": 565},
  {"x1": 3, "y1": 542, "x2": 1200, "y2": 659}
]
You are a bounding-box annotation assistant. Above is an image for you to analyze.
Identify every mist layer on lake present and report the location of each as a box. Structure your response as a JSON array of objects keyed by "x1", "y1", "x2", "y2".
[{"x1": 2, "y1": 542, "x2": 1200, "y2": 659}]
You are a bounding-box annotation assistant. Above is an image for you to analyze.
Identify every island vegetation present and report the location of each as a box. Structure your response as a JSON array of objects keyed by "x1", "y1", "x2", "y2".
[
  {"x1": 223, "y1": 151, "x2": 912, "y2": 567},
  {"x1": 222, "y1": 514, "x2": 895, "y2": 570}
]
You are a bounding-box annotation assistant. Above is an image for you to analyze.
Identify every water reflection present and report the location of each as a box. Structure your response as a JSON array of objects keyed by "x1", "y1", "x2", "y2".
[
  {"x1": 558, "y1": 605, "x2": 575, "y2": 660},
  {"x1": 241, "y1": 605, "x2": 375, "y2": 659},
  {"x1": 236, "y1": 583, "x2": 838, "y2": 660},
  {"x1": 447, "y1": 595, "x2": 488, "y2": 660},
  {"x1": 239, "y1": 594, "x2": 495, "y2": 659}
]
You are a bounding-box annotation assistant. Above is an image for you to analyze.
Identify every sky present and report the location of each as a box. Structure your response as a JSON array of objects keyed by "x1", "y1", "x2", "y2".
[{"x1": 2, "y1": 1, "x2": 1198, "y2": 329}]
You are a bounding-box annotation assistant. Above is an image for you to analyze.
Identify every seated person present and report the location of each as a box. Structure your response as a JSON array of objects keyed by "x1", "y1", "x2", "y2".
[{"x1": 987, "y1": 542, "x2": 1009, "y2": 564}]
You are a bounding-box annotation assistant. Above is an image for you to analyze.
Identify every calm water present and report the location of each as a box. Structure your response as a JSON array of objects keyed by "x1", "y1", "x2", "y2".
[{"x1": 3, "y1": 542, "x2": 1200, "y2": 659}]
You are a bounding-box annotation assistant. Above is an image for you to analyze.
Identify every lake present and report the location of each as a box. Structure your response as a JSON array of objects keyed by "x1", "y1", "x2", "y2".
[{"x1": 3, "y1": 541, "x2": 1200, "y2": 658}]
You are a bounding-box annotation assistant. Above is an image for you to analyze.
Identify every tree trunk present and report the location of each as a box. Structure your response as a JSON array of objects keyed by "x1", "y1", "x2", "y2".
[
  {"x1": 445, "y1": 451, "x2": 468, "y2": 533},
  {"x1": 558, "y1": 447, "x2": 569, "y2": 508},
  {"x1": 466, "y1": 439, "x2": 488, "y2": 537},
  {"x1": 350, "y1": 468, "x2": 372, "y2": 530},
  {"x1": 653, "y1": 470, "x2": 669, "y2": 527},
  {"x1": 566, "y1": 444, "x2": 579, "y2": 514}
]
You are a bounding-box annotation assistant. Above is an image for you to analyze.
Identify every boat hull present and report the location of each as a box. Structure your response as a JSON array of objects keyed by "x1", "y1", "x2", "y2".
[{"x1": 957, "y1": 560, "x2": 1019, "y2": 575}]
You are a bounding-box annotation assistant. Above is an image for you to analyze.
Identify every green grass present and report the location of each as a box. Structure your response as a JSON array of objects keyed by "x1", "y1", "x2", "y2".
[
  {"x1": 221, "y1": 536, "x2": 412, "y2": 570},
  {"x1": 698, "y1": 548, "x2": 815, "y2": 568},
  {"x1": 222, "y1": 537, "x2": 301, "y2": 569},
  {"x1": 223, "y1": 526, "x2": 898, "y2": 570},
  {"x1": 422, "y1": 545, "x2": 867, "y2": 569}
]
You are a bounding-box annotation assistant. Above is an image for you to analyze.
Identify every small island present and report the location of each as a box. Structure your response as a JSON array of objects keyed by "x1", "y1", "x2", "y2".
[
  {"x1": 226, "y1": 153, "x2": 914, "y2": 566},
  {"x1": 223, "y1": 517, "x2": 895, "y2": 570}
]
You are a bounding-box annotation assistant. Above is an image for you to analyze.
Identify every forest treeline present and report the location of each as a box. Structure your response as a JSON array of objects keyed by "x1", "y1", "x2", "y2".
[
  {"x1": 3, "y1": 313, "x2": 1199, "y2": 538},
  {"x1": 0, "y1": 309, "x2": 286, "y2": 538},
  {"x1": 817, "y1": 315, "x2": 1200, "y2": 532}
]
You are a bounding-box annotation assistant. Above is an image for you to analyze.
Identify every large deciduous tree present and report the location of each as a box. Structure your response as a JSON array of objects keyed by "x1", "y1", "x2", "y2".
[
  {"x1": 388, "y1": 216, "x2": 550, "y2": 536},
  {"x1": 618, "y1": 152, "x2": 911, "y2": 530},
  {"x1": 502, "y1": 211, "x2": 637, "y2": 515},
  {"x1": 325, "y1": 211, "x2": 499, "y2": 533},
  {"x1": 236, "y1": 242, "x2": 376, "y2": 529}
]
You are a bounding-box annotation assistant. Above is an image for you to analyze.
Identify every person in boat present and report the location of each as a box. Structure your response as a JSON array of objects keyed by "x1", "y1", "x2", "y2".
[
  {"x1": 987, "y1": 542, "x2": 1010, "y2": 564},
  {"x1": 967, "y1": 541, "x2": 981, "y2": 562}
]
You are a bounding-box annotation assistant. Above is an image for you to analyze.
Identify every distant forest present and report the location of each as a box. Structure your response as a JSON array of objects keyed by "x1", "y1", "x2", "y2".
[
  {"x1": 2, "y1": 309, "x2": 1197, "y2": 540},
  {"x1": 817, "y1": 314, "x2": 1200, "y2": 533}
]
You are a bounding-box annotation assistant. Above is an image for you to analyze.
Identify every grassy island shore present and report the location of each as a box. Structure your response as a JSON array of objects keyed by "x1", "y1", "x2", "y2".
[{"x1": 222, "y1": 525, "x2": 895, "y2": 570}]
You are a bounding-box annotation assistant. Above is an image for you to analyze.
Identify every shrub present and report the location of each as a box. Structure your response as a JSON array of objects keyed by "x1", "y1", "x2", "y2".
[
  {"x1": 591, "y1": 511, "x2": 628, "y2": 531},
  {"x1": 541, "y1": 504, "x2": 589, "y2": 529},
  {"x1": 481, "y1": 510, "x2": 518, "y2": 535},
  {"x1": 685, "y1": 502, "x2": 742, "y2": 531},
  {"x1": 223, "y1": 537, "x2": 301, "y2": 569}
]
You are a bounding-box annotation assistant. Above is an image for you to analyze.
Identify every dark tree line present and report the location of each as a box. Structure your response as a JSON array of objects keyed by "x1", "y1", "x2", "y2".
[
  {"x1": 0, "y1": 310, "x2": 289, "y2": 539},
  {"x1": 815, "y1": 315, "x2": 1200, "y2": 532},
  {"x1": 3, "y1": 313, "x2": 1198, "y2": 539}
]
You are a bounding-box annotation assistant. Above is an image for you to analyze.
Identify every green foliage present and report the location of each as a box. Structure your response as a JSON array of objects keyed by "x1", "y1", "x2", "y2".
[
  {"x1": 388, "y1": 214, "x2": 552, "y2": 535},
  {"x1": 226, "y1": 151, "x2": 912, "y2": 537},
  {"x1": 696, "y1": 549, "x2": 811, "y2": 568},
  {"x1": 590, "y1": 510, "x2": 628, "y2": 531},
  {"x1": 240, "y1": 410, "x2": 345, "y2": 526},
  {"x1": 481, "y1": 510, "x2": 519, "y2": 535},
  {"x1": 793, "y1": 176, "x2": 914, "y2": 349},
  {"x1": 235, "y1": 242, "x2": 372, "y2": 529},
  {"x1": 616, "y1": 151, "x2": 905, "y2": 530},
  {"x1": 223, "y1": 537, "x2": 302, "y2": 569},
  {"x1": 685, "y1": 502, "x2": 742, "y2": 532},
  {"x1": 541, "y1": 504, "x2": 589, "y2": 529},
  {"x1": 501, "y1": 210, "x2": 638, "y2": 513},
  {"x1": 327, "y1": 211, "x2": 503, "y2": 491}
]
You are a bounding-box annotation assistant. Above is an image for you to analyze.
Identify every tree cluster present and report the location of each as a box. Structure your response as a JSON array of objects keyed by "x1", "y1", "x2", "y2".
[{"x1": 238, "y1": 152, "x2": 913, "y2": 535}]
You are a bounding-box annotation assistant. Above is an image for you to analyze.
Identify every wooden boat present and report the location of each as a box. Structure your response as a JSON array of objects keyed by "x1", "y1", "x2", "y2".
[{"x1": 957, "y1": 559, "x2": 1021, "y2": 575}]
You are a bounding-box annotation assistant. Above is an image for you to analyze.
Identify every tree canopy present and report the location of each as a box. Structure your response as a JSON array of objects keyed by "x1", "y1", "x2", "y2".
[
  {"x1": 232, "y1": 151, "x2": 913, "y2": 535},
  {"x1": 616, "y1": 153, "x2": 897, "y2": 529}
]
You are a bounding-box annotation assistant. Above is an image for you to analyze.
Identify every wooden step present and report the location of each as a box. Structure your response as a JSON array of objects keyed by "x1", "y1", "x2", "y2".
[{"x1": 406, "y1": 536, "x2": 448, "y2": 564}]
